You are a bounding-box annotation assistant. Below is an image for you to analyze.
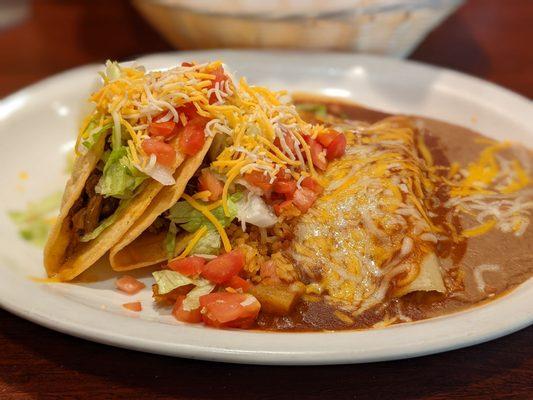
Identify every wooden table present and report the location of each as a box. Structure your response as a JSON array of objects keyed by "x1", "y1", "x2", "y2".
[{"x1": 0, "y1": 1, "x2": 531, "y2": 398}]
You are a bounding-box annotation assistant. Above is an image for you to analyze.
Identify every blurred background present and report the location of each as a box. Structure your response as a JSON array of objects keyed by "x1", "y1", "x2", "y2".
[{"x1": 0, "y1": 0, "x2": 531, "y2": 98}]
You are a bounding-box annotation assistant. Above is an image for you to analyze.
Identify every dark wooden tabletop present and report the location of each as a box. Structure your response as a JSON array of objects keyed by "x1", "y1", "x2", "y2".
[{"x1": 0, "y1": 1, "x2": 531, "y2": 399}]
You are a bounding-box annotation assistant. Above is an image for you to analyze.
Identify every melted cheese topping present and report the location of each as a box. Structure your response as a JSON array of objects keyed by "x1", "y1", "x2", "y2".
[
  {"x1": 291, "y1": 117, "x2": 441, "y2": 312},
  {"x1": 291, "y1": 111, "x2": 532, "y2": 315}
]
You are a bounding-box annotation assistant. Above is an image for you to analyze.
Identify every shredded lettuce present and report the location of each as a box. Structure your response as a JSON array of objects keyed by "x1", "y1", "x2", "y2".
[
  {"x1": 96, "y1": 146, "x2": 147, "y2": 199},
  {"x1": 81, "y1": 121, "x2": 112, "y2": 151},
  {"x1": 191, "y1": 228, "x2": 221, "y2": 255},
  {"x1": 79, "y1": 212, "x2": 116, "y2": 242},
  {"x1": 168, "y1": 192, "x2": 242, "y2": 232},
  {"x1": 182, "y1": 282, "x2": 215, "y2": 311},
  {"x1": 8, "y1": 191, "x2": 62, "y2": 246},
  {"x1": 166, "y1": 192, "x2": 243, "y2": 256},
  {"x1": 164, "y1": 222, "x2": 178, "y2": 260},
  {"x1": 152, "y1": 270, "x2": 214, "y2": 310},
  {"x1": 111, "y1": 121, "x2": 122, "y2": 151},
  {"x1": 102, "y1": 60, "x2": 121, "y2": 81},
  {"x1": 152, "y1": 270, "x2": 194, "y2": 294}
]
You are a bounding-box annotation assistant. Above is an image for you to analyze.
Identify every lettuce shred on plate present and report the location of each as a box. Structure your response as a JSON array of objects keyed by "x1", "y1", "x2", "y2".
[
  {"x1": 152, "y1": 269, "x2": 215, "y2": 311},
  {"x1": 8, "y1": 191, "x2": 62, "y2": 246}
]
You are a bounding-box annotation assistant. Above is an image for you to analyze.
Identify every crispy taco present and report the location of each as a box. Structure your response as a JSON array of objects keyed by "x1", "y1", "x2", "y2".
[
  {"x1": 108, "y1": 72, "x2": 328, "y2": 271},
  {"x1": 44, "y1": 60, "x2": 229, "y2": 281}
]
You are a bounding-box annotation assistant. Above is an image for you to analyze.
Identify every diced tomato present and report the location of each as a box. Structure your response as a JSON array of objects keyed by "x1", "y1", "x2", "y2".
[
  {"x1": 198, "y1": 169, "x2": 224, "y2": 201},
  {"x1": 178, "y1": 116, "x2": 208, "y2": 155},
  {"x1": 308, "y1": 138, "x2": 327, "y2": 171},
  {"x1": 326, "y1": 133, "x2": 347, "y2": 160},
  {"x1": 317, "y1": 130, "x2": 339, "y2": 147},
  {"x1": 273, "y1": 178, "x2": 296, "y2": 196},
  {"x1": 263, "y1": 188, "x2": 273, "y2": 202},
  {"x1": 292, "y1": 187, "x2": 318, "y2": 213},
  {"x1": 172, "y1": 295, "x2": 203, "y2": 323},
  {"x1": 178, "y1": 103, "x2": 198, "y2": 121},
  {"x1": 199, "y1": 292, "x2": 231, "y2": 308},
  {"x1": 273, "y1": 199, "x2": 293, "y2": 216},
  {"x1": 227, "y1": 276, "x2": 252, "y2": 292},
  {"x1": 274, "y1": 132, "x2": 297, "y2": 156},
  {"x1": 208, "y1": 66, "x2": 227, "y2": 103},
  {"x1": 209, "y1": 66, "x2": 226, "y2": 88},
  {"x1": 269, "y1": 191, "x2": 286, "y2": 202},
  {"x1": 152, "y1": 111, "x2": 169, "y2": 122},
  {"x1": 201, "y1": 250, "x2": 245, "y2": 284},
  {"x1": 244, "y1": 170, "x2": 273, "y2": 191},
  {"x1": 122, "y1": 301, "x2": 142, "y2": 312},
  {"x1": 142, "y1": 138, "x2": 176, "y2": 167},
  {"x1": 148, "y1": 121, "x2": 177, "y2": 139},
  {"x1": 200, "y1": 292, "x2": 261, "y2": 328},
  {"x1": 301, "y1": 177, "x2": 323, "y2": 194},
  {"x1": 116, "y1": 275, "x2": 146, "y2": 295},
  {"x1": 168, "y1": 256, "x2": 206, "y2": 276}
]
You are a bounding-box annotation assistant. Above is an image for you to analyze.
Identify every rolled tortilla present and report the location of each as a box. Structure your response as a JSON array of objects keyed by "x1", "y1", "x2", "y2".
[{"x1": 291, "y1": 116, "x2": 446, "y2": 312}]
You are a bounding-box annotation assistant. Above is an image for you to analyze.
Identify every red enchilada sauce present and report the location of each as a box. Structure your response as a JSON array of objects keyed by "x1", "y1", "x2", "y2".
[{"x1": 253, "y1": 96, "x2": 533, "y2": 331}]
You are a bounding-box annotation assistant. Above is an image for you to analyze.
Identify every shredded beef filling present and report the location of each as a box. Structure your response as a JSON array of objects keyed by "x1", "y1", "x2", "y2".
[{"x1": 67, "y1": 170, "x2": 120, "y2": 253}]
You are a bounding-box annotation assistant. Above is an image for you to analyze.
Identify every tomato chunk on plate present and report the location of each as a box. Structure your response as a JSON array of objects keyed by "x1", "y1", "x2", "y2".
[
  {"x1": 116, "y1": 275, "x2": 145, "y2": 295},
  {"x1": 227, "y1": 276, "x2": 252, "y2": 292},
  {"x1": 208, "y1": 66, "x2": 227, "y2": 103},
  {"x1": 201, "y1": 250, "x2": 245, "y2": 284},
  {"x1": 168, "y1": 256, "x2": 206, "y2": 276},
  {"x1": 200, "y1": 292, "x2": 261, "y2": 328},
  {"x1": 122, "y1": 301, "x2": 142, "y2": 312},
  {"x1": 173, "y1": 295, "x2": 202, "y2": 323}
]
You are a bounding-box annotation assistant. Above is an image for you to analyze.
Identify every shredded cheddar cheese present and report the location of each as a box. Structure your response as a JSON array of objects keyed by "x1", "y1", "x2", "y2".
[
  {"x1": 75, "y1": 59, "x2": 324, "y2": 225},
  {"x1": 462, "y1": 219, "x2": 497, "y2": 237},
  {"x1": 446, "y1": 140, "x2": 532, "y2": 237},
  {"x1": 173, "y1": 226, "x2": 208, "y2": 259}
]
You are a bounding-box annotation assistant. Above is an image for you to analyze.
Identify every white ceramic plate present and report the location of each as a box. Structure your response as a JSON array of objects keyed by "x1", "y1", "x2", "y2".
[{"x1": 0, "y1": 50, "x2": 531, "y2": 365}]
